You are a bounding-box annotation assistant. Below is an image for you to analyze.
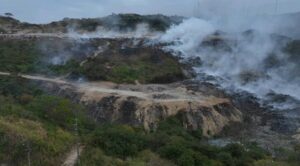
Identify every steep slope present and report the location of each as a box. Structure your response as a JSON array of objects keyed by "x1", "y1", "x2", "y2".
[{"x1": 0, "y1": 72, "x2": 242, "y2": 136}]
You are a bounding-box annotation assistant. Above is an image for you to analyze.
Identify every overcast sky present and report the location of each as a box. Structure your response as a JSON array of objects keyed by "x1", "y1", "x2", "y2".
[{"x1": 1, "y1": 0, "x2": 300, "y2": 23}]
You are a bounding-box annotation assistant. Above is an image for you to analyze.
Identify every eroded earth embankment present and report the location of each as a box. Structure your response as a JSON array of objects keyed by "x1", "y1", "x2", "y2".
[
  {"x1": 0, "y1": 71, "x2": 242, "y2": 137},
  {"x1": 0, "y1": 32, "x2": 299, "y2": 148}
]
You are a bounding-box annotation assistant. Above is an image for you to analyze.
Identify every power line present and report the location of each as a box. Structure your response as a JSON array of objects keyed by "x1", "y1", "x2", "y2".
[
  {"x1": 193, "y1": 0, "x2": 201, "y2": 17},
  {"x1": 74, "y1": 110, "x2": 80, "y2": 166},
  {"x1": 275, "y1": 0, "x2": 279, "y2": 15},
  {"x1": 27, "y1": 141, "x2": 31, "y2": 166}
]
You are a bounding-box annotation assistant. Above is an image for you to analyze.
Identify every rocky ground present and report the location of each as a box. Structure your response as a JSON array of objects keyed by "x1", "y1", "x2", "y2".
[
  {"x1": 1, "y1": 69, "x2": 298, "y2": 153},
  {"x1": 0, "y1": 72, "x2": 241, "y2": 137}
]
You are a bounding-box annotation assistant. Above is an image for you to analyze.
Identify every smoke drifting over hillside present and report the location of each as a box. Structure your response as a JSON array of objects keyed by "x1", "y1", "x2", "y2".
[
  {"x1": 4, "y1": 0, "x2": 298, "y2": 110},
  {"x1": 159, "y1": 16, "x2": 300, "y2": 110}
]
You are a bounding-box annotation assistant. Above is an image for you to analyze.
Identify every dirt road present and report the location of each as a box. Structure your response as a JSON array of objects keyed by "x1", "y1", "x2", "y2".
[
  {"x1": 62, "y1": 146, "x2": 84, "y2": 166},
  {"x1": 0, "y1": 71, "x2": 228, "y2": 105}
]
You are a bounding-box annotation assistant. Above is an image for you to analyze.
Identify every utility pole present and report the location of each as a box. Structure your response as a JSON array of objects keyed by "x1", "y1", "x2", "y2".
[
  {"x1": 27, "y1": 141, "x2": 31, "y2": 166},
  {"x1": 74, "y1": 110, "x2": 80, "y2": 166},
  {"x1": 275, "y1": 0, "x2": 279, "y2": 15},
  {"x1": 193, "y1": 0, "x2": 201, "y2": 17}
]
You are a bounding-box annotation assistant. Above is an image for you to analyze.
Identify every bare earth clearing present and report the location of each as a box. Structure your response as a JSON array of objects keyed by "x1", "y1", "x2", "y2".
[{"x1": 0, "y1": 71, "x2": 228, "y2": 106}]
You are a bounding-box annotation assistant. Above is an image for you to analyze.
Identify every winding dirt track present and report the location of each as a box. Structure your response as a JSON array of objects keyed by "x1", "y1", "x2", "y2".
[
  {"x1": 62, "y1": 146, "x2": 84, "y2": 166},
  {"x1": 0, "y1": 71, "x2": 231, "y2": 165},
  {"x1": 0, "y1": 72, "x2": 144, "y2": 96},
  {"x1": 0, "y1": 71, "x2": 229, "y2": 106}
]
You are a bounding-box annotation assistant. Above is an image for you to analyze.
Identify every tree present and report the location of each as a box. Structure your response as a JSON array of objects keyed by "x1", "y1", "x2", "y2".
[{"x1": 4, "y1": 13, "x2": 13, "y2": 17}]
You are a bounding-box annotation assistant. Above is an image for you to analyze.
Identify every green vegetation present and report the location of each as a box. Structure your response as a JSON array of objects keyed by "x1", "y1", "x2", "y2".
[
  {"x1": 0, "y1": 39, "x2": 42, "y2": 73},
  {"x1": 0, "y1": 76, "x2": 92, "y2": 165},
  {"x1": 0, "y1": 37, "x2": 299, "y2": 165},
  {"x1": 0, "y1": 16, "x2": 20, "y2": 26},
  {"x1": 81, "y1": 115, "x2": 272, "y2": 166},
  {"x1": 115, "y1": 14, "x2": 174, "y2": 31},
  {"x1": 1, "y1": 14, "x2": 181, "y2": 34},
  {"x1": 0, "y1": 74, "x2": 299, "y2": 165},
  {"x1": 71, "y1": 14, "x2": 175, "y2": 32},
  {"x1": 0, "y1": 27, "x2": 6, "y2": 33},
  {"x1": 0, "y1": 38, "x2": 186, "y2": 84},
  {"x1": 284, "y1": 40, "x2": 300, "y2": 63},
  {"x1": 81, "y1": 46, "x2": 186, "y2": 84}
]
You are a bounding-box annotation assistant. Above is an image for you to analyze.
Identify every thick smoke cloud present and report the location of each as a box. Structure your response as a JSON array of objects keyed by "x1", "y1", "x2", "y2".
[
  {"x1": 160, "y1": 15, "x2": 300, "y2": 110},
  {"x1": 1, "y1": 0, "x2": 300, "y2": 23},
  {"x1": 2, "y1": 0, "x2": 299, "y2": 109}
]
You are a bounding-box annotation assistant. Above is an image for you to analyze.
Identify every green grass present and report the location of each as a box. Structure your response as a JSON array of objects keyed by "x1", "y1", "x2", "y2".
[
  {"x1": 0, "y1": 76, "x2": 93, "y2": 165},
  {"x1": 0, "y1": 76, "x2": 299, "y2": 165},
  {"x1": 0, "y1": 27, "x2": 6, "y2": 33},
  {"x1": 81, "y1": 47, "x2": 185, "y2": 84},
  {"x1": 80, "y1": 114, "x2": 272, "y2": 166},
  {"x1": 0, "y1": 98, "x2": 77, "y2": 165},
  {"x1": 0, "y1": 40, "x2": 41, "y2": 73},
  {"x1": 0, "y1": 38, "x2": 186, "y2": 84},
  {"x1": 0, "y1": 116, "x2": 75, "y2": 165}
]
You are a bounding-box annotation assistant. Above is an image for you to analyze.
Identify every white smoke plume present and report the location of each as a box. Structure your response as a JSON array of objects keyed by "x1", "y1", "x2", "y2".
[
  {"x1": 160, "y1": 18, "x2": 215, "y2": 54},
  {"x1": 159, "y1": 16, "x2": 300, "y2": 110},
  {"x1": 67, "y1": 23, "x2": 161, "y2": 39}
]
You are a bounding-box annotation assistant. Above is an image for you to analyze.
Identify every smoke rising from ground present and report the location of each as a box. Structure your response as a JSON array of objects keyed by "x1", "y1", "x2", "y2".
[
  {"x1": 13, "y1": 0, "x2": 298, "y2": 110},
  {"x1": 67, "y1": 23, "x2": 161, "y2": 39},
  {"x1": 159, "y1": 16, "x2": 300, "y2": 110}
]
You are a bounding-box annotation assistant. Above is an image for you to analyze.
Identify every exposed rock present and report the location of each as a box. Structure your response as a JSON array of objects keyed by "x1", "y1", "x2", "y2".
[{"x1": 33, "y1": 79, "x2": 242, "y2": 137}]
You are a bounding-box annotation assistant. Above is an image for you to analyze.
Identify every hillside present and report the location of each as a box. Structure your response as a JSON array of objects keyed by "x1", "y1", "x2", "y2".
[
  {"x1": 0, "y1": 15, "x2": 300, "y2": 166},
  {"x1": 0, "y1": 14, "x2": 183, "y2": 34}
]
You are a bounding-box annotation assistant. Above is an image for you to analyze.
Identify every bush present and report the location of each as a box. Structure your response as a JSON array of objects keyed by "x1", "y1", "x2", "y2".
[
  {"x1": 27, "y1": 95, "x2": 94, "y2": 132},
  {"x1": 158, "y1": 141, "x2": 186, "y2": 160},
  {"x1": 0, "y1": 27, "x2": 6, "y2": 33},
  {"x1": 156, "y1": 114, "x2": 194, "y2": 140},
  {"x1": 223, "y1": 143, "x2": 246, "y2": 158},
  {"x1": 91, "y1": 125, "x2": 146, "y2": 159},
  {"x1": 0, "y1": 39, "x2": 41, "y2": 73},
  {"x1": 216, "y1": 152, "x2": 235, "y2": 166},
  {"x1": 0, "y1": 76, "x2": 42, "y2": 97},
  {"x1": 178, "y1": 150, "x2": 195, "y2": 166},
  {"x1": 0, "y1": 116, "x2": 75, "y2": 165}
]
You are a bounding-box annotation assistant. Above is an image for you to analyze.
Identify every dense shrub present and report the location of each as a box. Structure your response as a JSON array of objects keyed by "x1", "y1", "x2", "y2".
[
  {"x1": 91, "y1": 125, "x2": 147, "y2": 159},
  {"x1": 0, "y1": 40, "x2": 41, "y2": 73}
]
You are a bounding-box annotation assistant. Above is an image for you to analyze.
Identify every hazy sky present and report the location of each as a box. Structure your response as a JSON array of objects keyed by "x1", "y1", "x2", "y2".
[{"x1": 1, "y1": 0, "x2": 300, "y2": 23}]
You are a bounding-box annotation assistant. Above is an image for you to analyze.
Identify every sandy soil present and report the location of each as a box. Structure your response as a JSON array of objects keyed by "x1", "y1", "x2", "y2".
[{"x1": 0, "y1": 71, "x2": 229, "y2": 106}]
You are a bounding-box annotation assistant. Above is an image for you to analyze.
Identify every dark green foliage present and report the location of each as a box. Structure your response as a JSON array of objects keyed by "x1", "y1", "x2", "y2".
[
  {"x1": 81, "y1": 45, "x2": 186, "y2": 84},
  {"x1": 102, "y1": 14, "x2": 174, "y2": 31},
  {"x1": 0, "y1": 76, "x2": 94, "y2": 165},
  {"x1": 284, "y1": 40, "x2": 300, "y2": 58},
  {"x1": 0, "y1": 27, "x2": 6, "y2": 33},
  {"x1": 118, "y1": 14, "x2": 143, "y2": 30},
  {"x1": 0, "y1": 38, "x2": 186, "y2": 84},
  {"x1": 155, "y1": 116, "x2": 272, "y2": 166},
  {"x1": 0, "y1": 76, "x2": 288, "y2": 166},
  {"x1": 47, "y1": 59, "x2": 82, "y2": 76},
  {"x1": 158, "y1": 136, "x2": 188, "y2": 160},
  {"x1": 0, "y1": 39, "x2": 41, "y2": 73},
  {"x1": 84, "y1": 114, "x2": 271, "y2": 166},
  {"x1": 224, "y1": 143, "x2": 245, "y2": 158},
  {"x1": 27, "y1": 95, "x2": 91, "y2": 130},
  {"x1": 283, "y1": 40, "x2": 300, "y2": 70},
  {"x1": 156, "y1": 114, "x2": 195, "y2": 140},
  {"x1": 216, "y1": 152, "x2": 235, "y2": 166},
  {"x1": 91, "y1": 125, "x2": 146, "y2": 159},
  {"x1": 177, "y1": 150, "x2": 195, "y2": 166},
  {"x1": 0, "y1": 76, "x2": 42, "y2": 97},
  {"x1": 78, "y1": 19, "x2": 101, "y2": 32}
]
